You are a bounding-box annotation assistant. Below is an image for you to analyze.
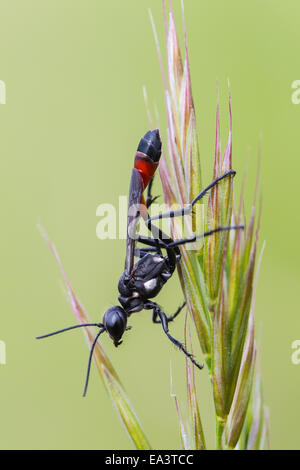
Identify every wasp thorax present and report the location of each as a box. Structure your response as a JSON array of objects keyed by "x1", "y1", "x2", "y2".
[{"x1": 103, "y1": 306, "x2": 127, "y2": 347}]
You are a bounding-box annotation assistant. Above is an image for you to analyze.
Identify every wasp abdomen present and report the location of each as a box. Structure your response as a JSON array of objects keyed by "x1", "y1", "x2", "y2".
[
  {"x1": 137, "y1": 129, "x2": 162, "y2": 162},
  {"x1": 134, "y1": 129, "x2": 162, "y2": 189}
]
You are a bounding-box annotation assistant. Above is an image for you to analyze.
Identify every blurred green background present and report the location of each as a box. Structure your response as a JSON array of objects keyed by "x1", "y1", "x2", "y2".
[{"x1": 0, "y1": 0, "x2": 299, "y2": 449}]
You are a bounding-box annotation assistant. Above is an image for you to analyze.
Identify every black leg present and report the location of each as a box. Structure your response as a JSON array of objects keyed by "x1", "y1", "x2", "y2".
[
  {"x1": 147, "y1": 170, "x2": 236, "y2": 222},
  {"x1": 160, "y1": 225, "x2": 244, "y2": 248},
  {"x1": 146, "y1": 177, "x2": 159, "y2": 209},
  {"x1": 145, "y1": 302, "x2": 203, "y2": 370},
  {"x1": 139, "y1": 175, "x2": 177, "y2": 260},
  {"x1": 167, "y1": 301, "x2": 186, "y2": 322},
  {"x1": 136, "y1": 225, "x2": 243, "y2": 251},
  {"x1": 142, "y1": 189, "x2": 164, "y2": 257},
  {"x1": 141, "y1": 212, "x2": 178, "y2": 273},
  {"x1": 152, "y1": 301, "x2": 186, "y2": 323},
  {"x1": 136, "y1": 235, "x2": 179, "y2": 256},
  {"x1": 134, "y1": 248, "x2": 151, "y2": 259}
]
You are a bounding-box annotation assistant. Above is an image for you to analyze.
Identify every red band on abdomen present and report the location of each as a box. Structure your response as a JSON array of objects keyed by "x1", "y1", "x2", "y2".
[{"x1": 134, "y1": 152, "x2": 159, "y2": 189}]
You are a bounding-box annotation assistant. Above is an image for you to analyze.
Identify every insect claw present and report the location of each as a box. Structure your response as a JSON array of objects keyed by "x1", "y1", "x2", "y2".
[{"x1": 151, "y1": 195, "x2": 160, "y2": 204}]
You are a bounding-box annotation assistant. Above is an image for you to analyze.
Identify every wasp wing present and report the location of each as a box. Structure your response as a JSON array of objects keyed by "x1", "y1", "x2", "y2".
[{"x1": 125, "y1": 167, "x2": 145, "y2": 275}]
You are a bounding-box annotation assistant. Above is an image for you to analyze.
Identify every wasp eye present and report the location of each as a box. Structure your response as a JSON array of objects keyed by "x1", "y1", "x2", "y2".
[{"x1": 103, "y1": 306, "x2": 127, "y2": 345}]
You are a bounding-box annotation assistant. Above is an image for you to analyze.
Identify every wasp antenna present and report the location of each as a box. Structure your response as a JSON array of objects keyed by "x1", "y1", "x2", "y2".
[
  {"x1": 82, "y1": 327, "x2": 106, "y2": 397},
  {"x1": 36, "y1": 323, "x2": 103, "y2": 340}
]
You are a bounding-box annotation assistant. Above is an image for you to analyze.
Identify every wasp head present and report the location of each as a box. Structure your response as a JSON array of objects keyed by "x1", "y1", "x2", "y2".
[{"x1": 103, "y1": 306, "x2": 127, "y2": 347}]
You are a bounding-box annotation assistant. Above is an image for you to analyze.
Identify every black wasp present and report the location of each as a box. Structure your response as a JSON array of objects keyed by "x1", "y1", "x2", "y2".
[{"x1": 37, "y1": 130, "x2": 243, "y2": 395}]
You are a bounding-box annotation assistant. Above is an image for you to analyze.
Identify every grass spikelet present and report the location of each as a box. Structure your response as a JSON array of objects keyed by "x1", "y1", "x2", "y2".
[{"x1": 149, "y1": 0, "x2": 269, "y2": 449}]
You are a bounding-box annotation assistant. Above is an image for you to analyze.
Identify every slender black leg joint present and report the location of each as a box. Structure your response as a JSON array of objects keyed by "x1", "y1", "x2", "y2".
[
  {"x1": 152, "y1": 301, "x2": 186, "y2": 323},
  {"x1": 151, "y1": 304, "x2": 203, "y2": 370},
  {"x1": 147, "y1": 169, "x2": 236, "y2": 222},
  {"x1": 168, "y1": 301, "x2": 186, "y2": 322},
  {"x1": 146, "y1": 178, "x2": 159, "y2": 209}
]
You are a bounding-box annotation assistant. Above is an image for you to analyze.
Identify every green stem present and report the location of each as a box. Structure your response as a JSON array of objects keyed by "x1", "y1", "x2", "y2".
[{"x1": 216, "y1": 418, "x2": 225, "y2": 450}]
